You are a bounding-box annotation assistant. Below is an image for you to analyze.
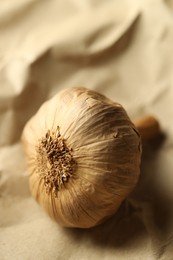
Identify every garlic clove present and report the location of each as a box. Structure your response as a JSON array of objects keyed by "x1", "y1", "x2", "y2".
[{"x1": 22, "y1": 87, "x2": 141, "y2": 228}]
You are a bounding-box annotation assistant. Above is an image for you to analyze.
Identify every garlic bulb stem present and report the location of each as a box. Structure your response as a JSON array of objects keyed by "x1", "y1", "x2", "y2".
[{"x1": 135, "y1": 116, "x2": 160, "y2": 141}]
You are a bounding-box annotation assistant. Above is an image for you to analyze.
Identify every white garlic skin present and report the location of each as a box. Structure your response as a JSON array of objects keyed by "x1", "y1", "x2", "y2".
[{"x1": 22, "y1": 87, "x2": 141, "y2": 228}]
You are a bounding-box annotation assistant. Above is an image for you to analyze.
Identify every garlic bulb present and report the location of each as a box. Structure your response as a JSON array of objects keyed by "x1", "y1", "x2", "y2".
[{"x1": 22, "y1": 87, "x2": 141, "y2": 228}]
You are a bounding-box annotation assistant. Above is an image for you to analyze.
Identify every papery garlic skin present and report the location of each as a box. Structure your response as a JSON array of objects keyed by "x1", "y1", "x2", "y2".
[{"x1": 22, "y1": 87, "x2": 141, "y2": 228}]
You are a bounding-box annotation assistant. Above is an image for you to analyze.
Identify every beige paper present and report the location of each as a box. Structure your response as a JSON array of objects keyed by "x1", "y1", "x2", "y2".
[{"x1": 0, "y1": 0, "x2": 173, "y2": 259}]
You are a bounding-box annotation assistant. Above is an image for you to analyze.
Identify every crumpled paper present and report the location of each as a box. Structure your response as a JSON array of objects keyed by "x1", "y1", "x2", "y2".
[{"x1": 0, "y1": 0, "x2": 173, "y2": 259}]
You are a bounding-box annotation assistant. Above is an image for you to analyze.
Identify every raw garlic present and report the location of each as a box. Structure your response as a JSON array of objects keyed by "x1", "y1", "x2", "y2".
[{"x1": 22, "y1": 87, "x2": 141, "y2": 228}]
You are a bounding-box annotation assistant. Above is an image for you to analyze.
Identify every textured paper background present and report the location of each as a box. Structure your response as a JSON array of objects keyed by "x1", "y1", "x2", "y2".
[{"x1": 0, "y1": 0, "x2": 173, "y2": 259}]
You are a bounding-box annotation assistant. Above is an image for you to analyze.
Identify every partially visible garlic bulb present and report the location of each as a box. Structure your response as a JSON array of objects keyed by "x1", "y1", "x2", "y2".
[{"x1": 22, "y1": 87, "x2": 141, "y2": 228}]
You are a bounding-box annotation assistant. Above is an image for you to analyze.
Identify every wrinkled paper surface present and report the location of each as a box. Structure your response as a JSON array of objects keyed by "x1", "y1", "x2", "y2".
[{"x1": 0, "y1": 0, "x2": 173, "y2": 259}]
